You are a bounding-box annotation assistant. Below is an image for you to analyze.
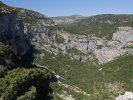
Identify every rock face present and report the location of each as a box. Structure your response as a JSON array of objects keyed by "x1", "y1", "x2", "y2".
[
  {"x1": 0, "y1": 12, "x2": 30, "y2": 55},
  {"x1": 18, "y1": 8, "x2": 133, "y2": 64},
  {"x1": 112, "y1": 27, "x2": 133, "y2": 44},
  {"x1": 16, "y1": 8, "x2": 57, "y2": 44},
  {"x1": 24, "y1": 22, "x2": 56, "y2": 44},
  {"x1": 56, "y1": 26, "x2": 133, "y2": 63},
  {"x1": 0, "y1": 2, "x2": 58, "y2": 55},
  {"x1": 93, "y1": 48, "x2": 127, "y2": 63},
  {"x1": 1, "y1": 2, "x2": 132, "y2": 63},
  {"x1": 115, "y1": 92, "x2": 133, "y2": 100}
]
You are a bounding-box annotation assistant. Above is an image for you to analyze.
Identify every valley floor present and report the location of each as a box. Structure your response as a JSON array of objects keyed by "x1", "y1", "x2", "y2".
[{"x1": 33, "y1": 47, "x2": 133, "y2": 100}]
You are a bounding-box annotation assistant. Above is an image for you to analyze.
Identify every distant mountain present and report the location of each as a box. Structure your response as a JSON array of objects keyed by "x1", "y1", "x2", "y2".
[
  {"x1": 0, "y1": 1, "x2": 133, "y2": 100},
  {"x1": 63, "y1": 14, "x2": 133, "y2": 39},
  {"x1": 51, "y1": 14, "x2": 86, "y2": 25}
]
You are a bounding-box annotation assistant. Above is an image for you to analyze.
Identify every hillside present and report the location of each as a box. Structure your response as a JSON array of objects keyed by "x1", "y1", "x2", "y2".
[
  {"x1": 16, "y1": 8, "x2": 55, "y2": 25},
  {"x1": 34, "y1": 50, "x2": 133, "y2": 99},
  {"x1": 63, "y1": 14, "x2": 133, "y2": 39},
  {"x1": 0, "y1": 2, "x2": 56, "y2": 100},
  {"x1": 0, "y1": 1, "x2": 133, "y2": 100},
  {"x1": 51, "y1": 15, "x2": 86, "y2": 25}
]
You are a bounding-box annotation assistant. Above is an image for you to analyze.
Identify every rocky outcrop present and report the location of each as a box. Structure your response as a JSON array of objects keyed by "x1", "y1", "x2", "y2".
[
  {"x1": 1, "y1": 1, "x2": 59, "y2": 55},
  {"x1": 16, "y1": 8, "x2": 57, "y2": 44},
  {"x1": 1, "y1": 2, "x2": 132, "y2": 64},
  {"x1": 93, "y1": 48, "x2": 127, "y2": 64},
  {"x1": 94, "y1": 27, "x2": 133, "y2": 63},
  {"x1": 0, "y1": 12, "x2": 30, "y2": 55},
  {"x1": 24, "y1": 22, "x2": 56, "y2": 44},
  {"x1": 115, "y1": 92, "x2": 133, "y2": 100},
  {"x1": 112, "y1": 27, "x2": 133, "y2": 45},
  {"x1": 55, "y1": 26, "x2": 133, "y2": 63}
]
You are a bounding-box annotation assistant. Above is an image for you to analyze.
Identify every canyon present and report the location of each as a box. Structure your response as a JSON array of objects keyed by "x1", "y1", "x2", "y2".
[{"x1": 0, "y1": 1, "x2": 133, "y2": 100}]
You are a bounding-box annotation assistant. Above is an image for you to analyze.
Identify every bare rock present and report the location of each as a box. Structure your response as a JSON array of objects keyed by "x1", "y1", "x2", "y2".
[{"x1": 0, "y1": 12, "x2": 30, "y2": 55}]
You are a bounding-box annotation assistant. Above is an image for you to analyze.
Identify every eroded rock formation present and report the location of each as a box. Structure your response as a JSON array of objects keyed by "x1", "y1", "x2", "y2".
[{"x1": 0, "y1": 12, "x2": 30, "y2": 55}]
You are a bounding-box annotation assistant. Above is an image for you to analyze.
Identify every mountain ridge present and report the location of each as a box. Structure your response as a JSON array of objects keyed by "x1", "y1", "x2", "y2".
[{"x1": 0, "y1": 1, "x2": 133, "y2": 100}]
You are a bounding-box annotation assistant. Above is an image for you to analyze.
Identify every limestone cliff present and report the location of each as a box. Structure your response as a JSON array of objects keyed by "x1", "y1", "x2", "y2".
[
  {"x1": 0, "y1": 12, "x2": 30, "y2": 55},
  {"x1": 1, "y1": 1, "x2": 132, "y2": 63},
  {"x1": 16, "y1": 8, "x2": 57, "y2": 44}
]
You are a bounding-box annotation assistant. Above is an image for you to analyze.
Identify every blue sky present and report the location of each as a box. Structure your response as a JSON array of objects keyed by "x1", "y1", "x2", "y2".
[{"x1": 1, "y1": 0, "x2": 133, "y2": 17}]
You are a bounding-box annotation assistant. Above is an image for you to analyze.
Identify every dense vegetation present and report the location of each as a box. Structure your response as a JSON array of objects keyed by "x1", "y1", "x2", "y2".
[
  {"x1": 1, "y1": 2, "x2": 133, "y2": 99},
  {"x1": 0, "y1": 68, "x2": 51, "y2": 100},
  {"x1": 0, "y1": 43, "x2": 53, "y2": 100},
  {"x1": 46, "y1": 26, "x2": 63, "y2": 31},
  {"x1": 34, "y1": 48, "x2": 133, "y2": 99},
  {"x1": 64, "y1": 14, "x2": 133, "y2": 39},
  {"x1": 90, "y1": 55, "x2": 133, "y2": 99}
]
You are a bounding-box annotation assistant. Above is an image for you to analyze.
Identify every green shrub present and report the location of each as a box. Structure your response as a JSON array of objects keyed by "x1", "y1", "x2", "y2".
[
  {"x1": 55, "y1": 35, "x2": 64, "y2": 44},
  {"x1": 17, "y1": 86, "x2": 37, "y2": 100},
  {"x1": 0, "y1": 68, "x2": 52, "y2": 100}
]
